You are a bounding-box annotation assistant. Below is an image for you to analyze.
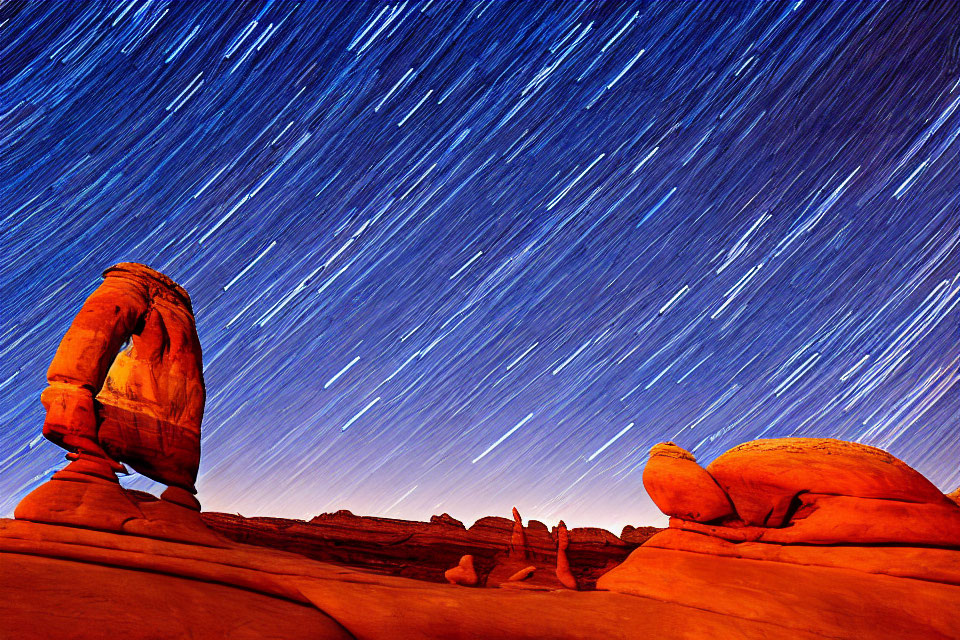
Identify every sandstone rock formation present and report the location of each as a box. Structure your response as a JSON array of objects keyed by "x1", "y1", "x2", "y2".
[
  {"x1": 509, "y1": 506, "x2": 528, "y2": 559},
  {"x1": 636, "y1": 438, "x2": 960, "y2": 546},
  {"x1": 15, "y1": 263, "x2": 212, "y2": 544},
  {"x1": 0, "y1": 517, "x2": 805, "y2": 640},
  {"x1": 946, "y1": 486, "x2": 959, "y2": 506},
  {"x1": 555, "y1": 520, "x2": 578, "y2": 590},
  {"x1": 444, "y1": 554, "x2": 478, "y2": 586},
  {"x1": 484, "y1": 507, "x2": 573, "y2": 590},
  {"x1": 39, "y1": 263, "x2": 204, "y2": 493},
  {"x1": 430, "y1": 512, "x2": 465, "y2": 528},
  {"x1": 619, "y1": 524, "x2": 661, "y2": 545},
  {"x1": 598, "y1": 438, "x2": 960, "y2": 639},
  {"x1": 8, "y1": 264, "x2": 957, "y2": 638},
  {"x1": 506, "y1": 565, "x2": 537, "y2": 582},
  {"x1": 204, "y1": 509, "x2": 644, "y2": 588},
  {"x1": 706, "y1": 438, "x2": 956, "y2": 530},
  {"x1": 642, "y1": 441, "x2": 734, "y2": 522}
]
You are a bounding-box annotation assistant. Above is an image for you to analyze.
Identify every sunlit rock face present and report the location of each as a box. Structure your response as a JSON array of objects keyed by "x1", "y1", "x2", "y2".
[
  {"x1": 41, "y1": 262, "x2": 205, "y2": 493},
  {"x1": 706, "y1": 438, "x2": 957, "y2": 531},
  {"x1": 599, "y1": 437, "x2": 960, "y2": 639},
  {"x1": 642, "y1": 442, "x2": 735, "y2": 523},
  {"x1": 16, "y1": 263, "x2": 211, "y2": 540}
]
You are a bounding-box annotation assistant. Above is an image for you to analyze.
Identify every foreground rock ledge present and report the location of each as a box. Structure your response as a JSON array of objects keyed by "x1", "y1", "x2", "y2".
[{"x1": 0, "y1": 518, "x2": 821, "y2": 640}]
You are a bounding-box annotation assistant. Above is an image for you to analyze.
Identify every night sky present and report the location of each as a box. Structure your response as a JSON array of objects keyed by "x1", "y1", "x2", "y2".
[{"x1": 2, "y1": 1, "x2": 958, "y2": 531}]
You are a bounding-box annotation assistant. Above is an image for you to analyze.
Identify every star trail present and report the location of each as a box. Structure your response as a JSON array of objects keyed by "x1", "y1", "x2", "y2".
[{"x1": 1, "y1": 1, "x2": 958, "y2": 531}]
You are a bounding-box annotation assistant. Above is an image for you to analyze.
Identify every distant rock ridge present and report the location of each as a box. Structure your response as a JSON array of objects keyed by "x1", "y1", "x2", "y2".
[
  {"x1": 430, "y1": 513, "x2": 465, "y2": 528},
  {"x1": 203, "y1": 506, "x2": 655, "y2": 588}
]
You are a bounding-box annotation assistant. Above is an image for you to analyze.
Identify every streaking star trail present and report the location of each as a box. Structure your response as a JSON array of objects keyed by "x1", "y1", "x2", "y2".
[{"x1": 1, "y1": 0, "x2": 958, "y2": 531}]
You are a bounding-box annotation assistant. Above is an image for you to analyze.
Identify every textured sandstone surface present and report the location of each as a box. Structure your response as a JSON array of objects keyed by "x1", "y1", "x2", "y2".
[
  {"x1": 16, "y1": 263, "x2": 211, "y2": 545},
  {"x1": 0, "y1": 518, "x2": 826, "y2": 640},
  {"x1": 3, "y1": 551, "x2": 352, "y2": 640},
  {"x1": 642, "y1": 441, "x2": 735, "y2": 522},
  {"x1": 597, "y1": 437, "x2": 960, "y2": 639},
  {"x1": 706, "y1": 437, "x2": 954, "y2": 527},
  {"x1": 40, "y1": 263, "x2": 204, "y2": 492}
]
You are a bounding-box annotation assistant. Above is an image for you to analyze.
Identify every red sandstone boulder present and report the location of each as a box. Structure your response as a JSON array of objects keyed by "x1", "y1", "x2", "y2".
[
  {"x1": 598, "y1": 437, "x2": 960, "y2": 638},
  {"x1": 444, "y1": 554, "x2": 479, "y2": 586},
  {"x1": 642, "y1": 442, "x2": 735, "y2": 523},
  {"x1": 706, "y1": 437, "x2": 951, "y2": 527},
  {"x1": 0, "y1": 518, "x2": 805, "y2": 640},
  {"x1": 506, "y1": 565, "x2": 537, "y2": 582}
]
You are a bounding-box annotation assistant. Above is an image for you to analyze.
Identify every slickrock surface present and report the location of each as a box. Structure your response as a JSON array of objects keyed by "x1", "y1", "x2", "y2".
[
  {"x1": 0, "y1": 517, "x2": 825, "y2": 640},
  {"x1": 598, "y1": 438, "x2": 960, "y2": 639}
]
